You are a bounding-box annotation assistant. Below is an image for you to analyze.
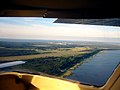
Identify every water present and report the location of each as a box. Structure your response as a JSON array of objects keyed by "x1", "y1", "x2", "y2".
[{"x1": 66, "y1": 50, "x2": 120, "y2": 86}]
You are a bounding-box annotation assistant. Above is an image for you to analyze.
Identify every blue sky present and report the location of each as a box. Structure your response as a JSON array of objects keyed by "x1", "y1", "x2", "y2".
[
  {"x1": 0, "y1": 17, "x2": 56, "y2": 26},
  {"x1": 0, "y1": 17, "x2": 120, "y2": 42}
]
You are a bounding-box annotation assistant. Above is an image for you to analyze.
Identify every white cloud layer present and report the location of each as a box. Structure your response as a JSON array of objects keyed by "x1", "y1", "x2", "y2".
[{"x1": 0, "y1": 18, "x2": 120, "y2": 42}]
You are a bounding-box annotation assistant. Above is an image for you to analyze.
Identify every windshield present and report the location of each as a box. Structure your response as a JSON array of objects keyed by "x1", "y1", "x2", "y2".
[{"x1": 0, "y1": 17, "x2": 120, "y2": 86}]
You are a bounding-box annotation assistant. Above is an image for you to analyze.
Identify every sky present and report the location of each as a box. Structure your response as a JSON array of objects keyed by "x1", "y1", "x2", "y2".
[{"x1": 0, "y1": 17, "x2": 120, "y2": 42}]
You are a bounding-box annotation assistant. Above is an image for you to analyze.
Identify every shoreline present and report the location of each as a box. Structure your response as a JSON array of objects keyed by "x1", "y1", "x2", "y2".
[
  {"x1": 1, "y1": 49, "x2": 119, "y2": 77},
  {"x1": 61, "y1": 49, "x2": 101, "y2": 77}
]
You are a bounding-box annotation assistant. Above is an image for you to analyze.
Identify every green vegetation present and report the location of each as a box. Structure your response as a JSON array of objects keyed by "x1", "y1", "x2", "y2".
[
  {"x1": 0, "y1": 40, "x2": 103, "y2": 76},
  {"x1": 0, "y1": 47, "x2": 92, "y2": 61},
  {"x1": 11, "y1": 49, "x2": 100, "y2": 76},
  {"x1": 0, "y1": 48, "x2": 39, "y2": 57}
]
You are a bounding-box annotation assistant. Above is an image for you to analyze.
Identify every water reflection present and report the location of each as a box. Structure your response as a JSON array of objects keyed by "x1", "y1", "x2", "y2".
[{"x1": 66, "y1": 50, "x2": 120, "y2": 86}]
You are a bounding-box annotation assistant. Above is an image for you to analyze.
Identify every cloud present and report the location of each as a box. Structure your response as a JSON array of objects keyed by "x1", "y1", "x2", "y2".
[
  {"x1": 0, "y1": 17, "x2": 57, "y2": 26},
  {"x1": 0, "y1": 17, "x2": 120, "y2": 41}
]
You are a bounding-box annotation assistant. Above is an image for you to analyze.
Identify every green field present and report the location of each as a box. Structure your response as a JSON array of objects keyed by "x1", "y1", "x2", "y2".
[
  {"x1": 10, "y1": 49, "x2": 100, "y2": 76},
  {"x1": 0, "y1": 47, "x2": 92, "y2": 61},
  {"x1": 0, "y1": 41, "x2": 102, "y2": 76}
]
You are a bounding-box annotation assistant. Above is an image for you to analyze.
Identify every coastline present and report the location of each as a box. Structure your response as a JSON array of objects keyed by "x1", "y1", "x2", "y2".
[{"x1": 61, "y1": 49, "x2": 101, "y2": 77}]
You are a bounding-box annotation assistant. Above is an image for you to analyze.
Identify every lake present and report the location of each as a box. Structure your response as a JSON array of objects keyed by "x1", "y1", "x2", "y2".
[{"x1": 66, "y1": 50, "x2": 120, "y2": 86}]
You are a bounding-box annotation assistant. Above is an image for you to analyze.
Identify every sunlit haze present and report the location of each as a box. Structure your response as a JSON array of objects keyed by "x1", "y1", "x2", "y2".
[{"x1": 0, "y1": 17, "x2": 120, "y2": 42}]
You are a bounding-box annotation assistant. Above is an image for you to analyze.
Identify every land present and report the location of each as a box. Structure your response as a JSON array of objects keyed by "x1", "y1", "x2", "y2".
[
  {"x1": 0, "y1": 47, "x2": 93, "y2": 61},
  {"x1": 0, "y1": 39, "x2": 120, "y2": 77}
]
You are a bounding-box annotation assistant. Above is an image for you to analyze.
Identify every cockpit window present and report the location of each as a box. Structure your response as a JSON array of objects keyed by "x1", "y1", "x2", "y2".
[{"x1": 0, "y1": 17, "x2": 120, "y2": 86}]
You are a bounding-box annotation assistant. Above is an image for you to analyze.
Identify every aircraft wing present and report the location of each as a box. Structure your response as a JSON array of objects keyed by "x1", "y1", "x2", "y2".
[{"x1": 54, "y1": 18, "x2": 120, "y2": 26}]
